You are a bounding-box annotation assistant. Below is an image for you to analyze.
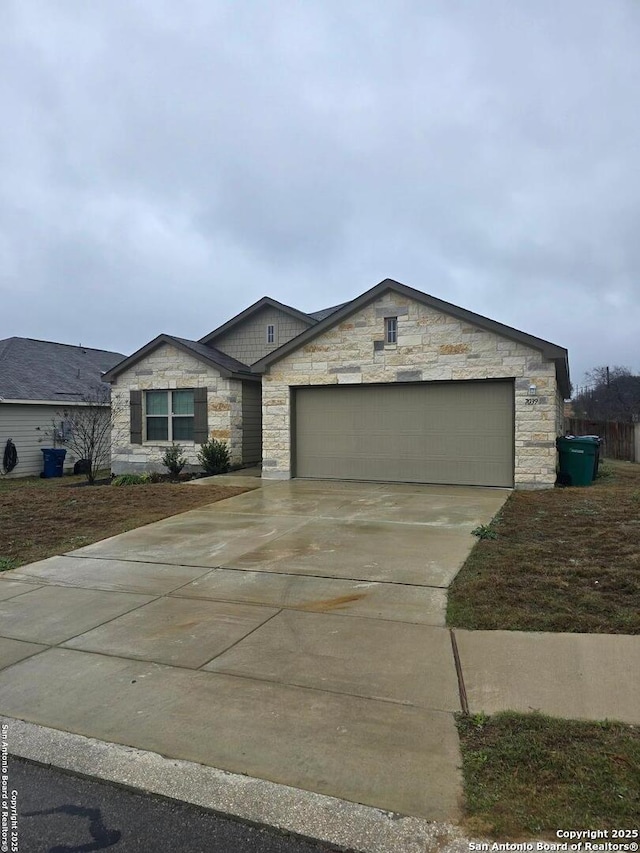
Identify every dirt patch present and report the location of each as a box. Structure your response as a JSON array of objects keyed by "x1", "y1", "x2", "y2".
[
  {"x1": 0, "y1": 474, "x2": 254, "y2": 568},
  {"x1": 448, "y1": 461, "x2": 640, "y2": 634}
]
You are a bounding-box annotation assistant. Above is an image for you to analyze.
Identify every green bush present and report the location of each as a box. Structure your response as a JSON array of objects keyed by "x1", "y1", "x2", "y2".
[
  {"x1": 161, "y1": 443, "x2": 187, "y2": 478},
  {"x1": 197, "y1": 439, "x2": 230, "y2": 475},
  {"x1": 471, "y1": 524, "x2": 498, "y2": 540},
  {"x1": 112, "y1": 473, "x2": 148, "y2": 486}
]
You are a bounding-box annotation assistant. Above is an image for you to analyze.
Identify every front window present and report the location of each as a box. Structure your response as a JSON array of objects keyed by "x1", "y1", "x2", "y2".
[
  {"x1": 145, "y1": 390, "x2": 194, "y2": 441},
  {"x1": 385, "y1": 316, "x2": 398, "y2": 344},
  {"x1": 267, "y1": 324, "x2": 275, "y2": 344}
]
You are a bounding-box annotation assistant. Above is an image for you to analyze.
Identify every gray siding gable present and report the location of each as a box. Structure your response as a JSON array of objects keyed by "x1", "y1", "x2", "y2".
[{"x1": 208, "y1": 305, "x2": 312, "y2": 365}]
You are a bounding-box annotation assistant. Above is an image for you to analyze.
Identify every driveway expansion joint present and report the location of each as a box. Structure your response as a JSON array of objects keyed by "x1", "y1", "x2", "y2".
[
  {"x1": 449, "y1": 630, "x2": 468, "y2": 715},
  {"x1": 207, "y1": 564, "x2": 452, "y2": 589},
  {"x1": 198, "y1": 607, "x2": 285, "y2": 668}
]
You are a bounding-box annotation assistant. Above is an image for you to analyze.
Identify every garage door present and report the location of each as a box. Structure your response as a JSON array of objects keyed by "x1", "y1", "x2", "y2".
[{"x1": 294, "y1": 381, "x2": 514, "y2": 487}]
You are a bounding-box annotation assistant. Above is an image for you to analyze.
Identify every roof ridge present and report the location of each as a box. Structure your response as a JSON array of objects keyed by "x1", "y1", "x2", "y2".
[{"x1": 0, "y1": 336, "x2": 124, "y2": 356}]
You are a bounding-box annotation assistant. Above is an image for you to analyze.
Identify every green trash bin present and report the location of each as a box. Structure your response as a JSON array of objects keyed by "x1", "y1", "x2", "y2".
[
  {"x1": 581, "y1": 435, "x2": 602, "y2": 480},
  {"x1": 556, "y1": 436, "x2": 599, "y2": 487}
]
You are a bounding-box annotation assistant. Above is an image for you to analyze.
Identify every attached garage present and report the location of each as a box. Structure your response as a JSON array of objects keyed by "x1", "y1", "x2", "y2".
[
  {"x1": 254, "y1": 279, "x2": 570, "y2": 490},
  {"x1": 293, "y1": 380, "x2": 514, "y2": 487}
]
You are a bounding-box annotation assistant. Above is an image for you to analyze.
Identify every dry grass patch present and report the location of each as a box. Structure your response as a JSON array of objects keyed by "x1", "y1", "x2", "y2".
[
  {"x1": 457, "y1": 711, "x2": 640, "y2": 838},
  {"x1": 448, "y1": 461, "x2": 640, "y2": 634},
  {"x1": 0, "y1": 474, "x2": 253, "y2": 568}
]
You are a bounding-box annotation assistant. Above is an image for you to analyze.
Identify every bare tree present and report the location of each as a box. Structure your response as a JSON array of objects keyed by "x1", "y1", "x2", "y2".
[
  {"x1": 572, "y1": 366, "x2": 640, "y2": 422},
  {"x1": 41, "y1": 384, "x2": 124, "y2": 484}
]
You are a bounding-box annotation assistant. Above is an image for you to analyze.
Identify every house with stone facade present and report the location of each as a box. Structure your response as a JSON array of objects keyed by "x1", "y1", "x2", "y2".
[{"x1": 104, "y1": 280, "x2": 570, "y2": 489}]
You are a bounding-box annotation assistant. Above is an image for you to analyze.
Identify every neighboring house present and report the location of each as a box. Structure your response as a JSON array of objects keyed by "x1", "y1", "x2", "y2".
[
  {"x1": 0, "y1": 338, "x2": 125, "y2": 478},
  {"x1": 105, "y1": 280, "x2": 570, "y2": 489}
]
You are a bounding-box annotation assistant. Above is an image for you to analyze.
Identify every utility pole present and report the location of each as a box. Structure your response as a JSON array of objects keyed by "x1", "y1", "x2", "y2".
[{"x1": 606, "y1": 366, "x2": 610, "y2": 387}]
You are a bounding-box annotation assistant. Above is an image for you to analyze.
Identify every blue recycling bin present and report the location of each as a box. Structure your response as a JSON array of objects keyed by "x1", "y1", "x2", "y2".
[{"x1": 41, "y1": 448, "x2": 67, "y2": 478}]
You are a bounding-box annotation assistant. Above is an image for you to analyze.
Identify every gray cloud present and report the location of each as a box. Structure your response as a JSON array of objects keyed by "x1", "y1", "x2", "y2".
[{"x1": 2, "y1": 0, "x2": 640, "y2": 386}]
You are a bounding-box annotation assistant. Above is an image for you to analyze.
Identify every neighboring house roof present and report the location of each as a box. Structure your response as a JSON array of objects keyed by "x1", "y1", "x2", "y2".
[
  {"x1": 251, "y1": 278, "x2": 571, "y2": 397},
  {"x1": 0, "y1": 337, "x2": 126, "y2": 403},
  {"x1": 102, "y1": 334, "x2": 258, "y2": 382},
  {"x1": 307, "y1": 302, "x2": 349, "y2": 321},
  {"x1": 198, "y1": 296, "x2": 316, "y2": 345}
]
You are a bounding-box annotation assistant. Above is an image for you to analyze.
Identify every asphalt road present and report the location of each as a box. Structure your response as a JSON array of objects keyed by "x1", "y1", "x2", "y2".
[{"x1": 6, "y1": 756, "x2": 341, "y2": 853}]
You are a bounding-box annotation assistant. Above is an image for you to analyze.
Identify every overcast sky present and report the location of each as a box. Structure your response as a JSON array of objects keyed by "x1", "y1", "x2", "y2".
[{"x1": 2, "y1": 1, "x2": 639, "y2": 390}]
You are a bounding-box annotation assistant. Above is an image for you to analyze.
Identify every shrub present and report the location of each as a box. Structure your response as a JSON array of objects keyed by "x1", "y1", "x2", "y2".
[
  {"x1": 197, "y1": 439, "x2": 230, "y2": 475},
  {"x1": 112, "y1": 473, "x2": 147, "y2": 486},
  {"x1": 161, "y1": 443, "x2": 187, "y2": 478},
  {"x1": 471, "y1": 524, "x2": 498, "y2": 540}
]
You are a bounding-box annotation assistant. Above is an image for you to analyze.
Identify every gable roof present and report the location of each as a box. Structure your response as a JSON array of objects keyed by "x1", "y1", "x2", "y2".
[
  {"x1": 102, "y1": 334, "x2": 258, "y2": 383},
  {"x1": 0, "y1": 337, "x2": 126, "y2": 403},
  {"x1": 252, "y1": 279, "x2": 571, "y2": 397},
  {"x1": 199, "y1": 296, "x2": 316, "y2": 345}
]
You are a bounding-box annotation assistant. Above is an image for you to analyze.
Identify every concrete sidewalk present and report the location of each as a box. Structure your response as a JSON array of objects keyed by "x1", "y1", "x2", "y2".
[
  {"x1": 454, "y1": 629, "x2": 640, "y2": 725},
  {"x1": 0, "y1": 477, "x2": 638, "y2": 851}
]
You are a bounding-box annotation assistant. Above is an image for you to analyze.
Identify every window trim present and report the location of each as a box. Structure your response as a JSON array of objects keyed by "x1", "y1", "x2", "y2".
[
  {"x1": 266, "y1": 324, "x2": 275, "y2": 344},
  {"x1": 385, "y1": 316, "x2": 398, "y2": 345},
  {"x1": 144, "y1": 389, "x2": 195, "y2": 443}
]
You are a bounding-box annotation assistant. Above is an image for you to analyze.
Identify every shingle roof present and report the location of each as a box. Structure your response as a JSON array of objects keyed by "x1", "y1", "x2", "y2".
[
  {"x1": 307, "y1": 302, "x2": 349, "y2": 321},
  {"x1": 0, "y1": 338, "x2": 126, "y2": 403},
  {"x1": 102, "y1": 334, "x2": 257, "y2": 382},
  {"x1": 171, "y1": 337, "x2": 253, "y2": 374}
]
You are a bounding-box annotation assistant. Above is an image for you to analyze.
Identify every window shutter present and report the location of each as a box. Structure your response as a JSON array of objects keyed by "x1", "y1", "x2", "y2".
[
  {"x1": 193, "y1": 387, "x2": 208, "y2": 444},
  {"x1": 130, "y1": 390, "x2": 142, "y2": 444}
]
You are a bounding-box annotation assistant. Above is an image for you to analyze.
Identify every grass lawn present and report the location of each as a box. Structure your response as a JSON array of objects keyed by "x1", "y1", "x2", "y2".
[
  {"x1": 448, "y1": 461, "x2": 640, "y2": 634},
  {"x1": 457, "y1": 711, "x2": 640, "y2": 838},
  {"x1": 0, "y1": 473, "x2": 253, "y2": 569}
]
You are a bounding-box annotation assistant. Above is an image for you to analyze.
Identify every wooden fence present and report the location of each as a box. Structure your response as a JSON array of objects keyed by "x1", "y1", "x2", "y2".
[{"x1": 564, "y1": 418, "x2": 636, "y2": 462}]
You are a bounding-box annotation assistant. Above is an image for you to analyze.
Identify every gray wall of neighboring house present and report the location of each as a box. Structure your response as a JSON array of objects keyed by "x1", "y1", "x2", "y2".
[
  {"x1": 241, "y1": 380, "x2": 262, "y2": 464},
  {"x1": 0, "y1": 403, "x2": 106, "y2": 478},
  {"x1": 210, "y1": 307, "x2": 310, "y2": 366}
]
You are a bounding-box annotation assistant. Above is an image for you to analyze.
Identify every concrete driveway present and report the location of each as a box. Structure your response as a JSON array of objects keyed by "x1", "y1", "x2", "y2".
[{"x1": 0, "y1": 478, "x2": 507, "y2": 823}]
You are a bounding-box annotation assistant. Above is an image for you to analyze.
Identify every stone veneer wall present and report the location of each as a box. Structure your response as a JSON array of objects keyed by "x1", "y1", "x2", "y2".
[
  {"x1": 110, "y1": 343, "x2": 244, "y2": 474},
  {"x1": 261, "y1": 294, "x2": 564, "y2": 489}
]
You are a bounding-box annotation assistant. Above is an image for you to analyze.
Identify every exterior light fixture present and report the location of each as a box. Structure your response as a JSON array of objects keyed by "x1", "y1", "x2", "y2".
[{"x1": 528, "y1": 384, "x2": 538, "y2": 396}]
